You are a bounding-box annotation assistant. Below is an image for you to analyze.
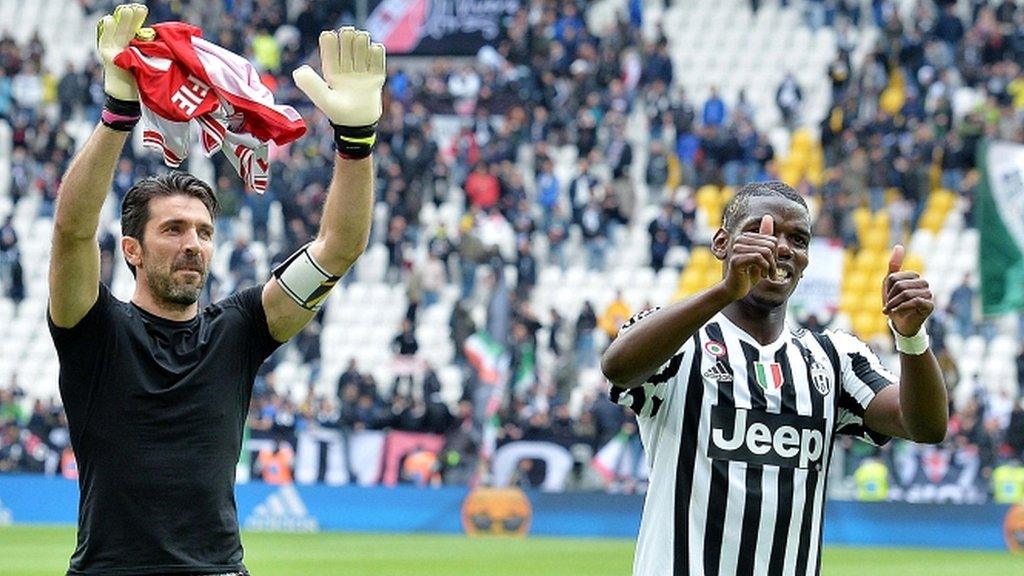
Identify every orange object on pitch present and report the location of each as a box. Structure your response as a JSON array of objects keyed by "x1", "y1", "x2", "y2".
[{"x1": 257, "y1": 445, "x2": 294, "y2": 485}]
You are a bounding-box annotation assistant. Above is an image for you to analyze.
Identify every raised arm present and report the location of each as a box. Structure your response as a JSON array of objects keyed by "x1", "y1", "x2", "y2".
[
  {"x1": 863, "y1": 245, "x2": 948, "y2": 443},
  {"x1": 603, "y1": 216, "x2": 780, "y2": 388},
  {"x1": 49, "y1": 3, "x2": 147, "y2": 328},
  {"x1": 261, "y1": 27, "x2": 384, "y2": 342}
]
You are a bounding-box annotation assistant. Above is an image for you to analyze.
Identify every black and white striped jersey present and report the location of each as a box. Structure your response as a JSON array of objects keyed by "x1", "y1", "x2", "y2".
[{"x1": 610, "y1": 310, "x2": 894, "y2": 576}]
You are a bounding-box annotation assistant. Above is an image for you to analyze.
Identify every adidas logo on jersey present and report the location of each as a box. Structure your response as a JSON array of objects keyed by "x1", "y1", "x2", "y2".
[
  {"x1": 708, "y1": 407, "x2": 826, "y2": 470},
  {"x1": 703, "y1": 362, "x2": 733, "y2": 382},
  {"x1": 243, "y1": 485, "x2": 319, "y2": 532}
]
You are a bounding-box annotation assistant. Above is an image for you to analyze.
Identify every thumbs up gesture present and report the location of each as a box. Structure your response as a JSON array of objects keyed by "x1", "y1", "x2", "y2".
[
  {"x1": 720, "y1": 214, "x2": 780, "y2": 301},
  {"x1": 882, "y1": 245, "x2": 934, "y2": 336}
]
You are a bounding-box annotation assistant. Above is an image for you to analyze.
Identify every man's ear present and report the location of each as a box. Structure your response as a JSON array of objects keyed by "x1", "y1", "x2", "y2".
[
  {"x1": 710, "y1": 227, "x2": 730, "y2": 260},
  {"x1": 122, "y1": 236, "x2": 143, "y2": 269}
]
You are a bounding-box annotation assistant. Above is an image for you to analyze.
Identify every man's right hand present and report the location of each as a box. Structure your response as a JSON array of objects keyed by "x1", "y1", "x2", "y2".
[
  {"x1": 720, "y1": 215, "x2": 779, "y2": 301},
  {"x1": 96, "y1": 3, "x2": 148, "y2": 101}
]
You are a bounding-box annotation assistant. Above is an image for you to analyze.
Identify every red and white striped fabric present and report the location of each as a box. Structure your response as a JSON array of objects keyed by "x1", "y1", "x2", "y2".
[{"x1": 114, "y1": 22, "x2": 306, "y2": 193}]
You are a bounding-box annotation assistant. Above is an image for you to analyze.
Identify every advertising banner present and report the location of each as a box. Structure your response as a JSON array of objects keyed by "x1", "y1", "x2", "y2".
[{"x1": 366, "y1": 0, "x2": 520, "y2": 56}]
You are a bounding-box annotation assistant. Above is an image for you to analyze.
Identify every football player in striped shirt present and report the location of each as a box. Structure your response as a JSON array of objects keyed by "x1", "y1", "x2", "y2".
[{"x1": 602, "y1": 181, "x2": 947, "y2": 576}]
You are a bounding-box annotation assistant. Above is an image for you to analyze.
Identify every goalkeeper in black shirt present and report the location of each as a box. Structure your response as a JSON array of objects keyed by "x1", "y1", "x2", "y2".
[{"x1": 47, "y1": 4, "x2": 386, "y2": 574}]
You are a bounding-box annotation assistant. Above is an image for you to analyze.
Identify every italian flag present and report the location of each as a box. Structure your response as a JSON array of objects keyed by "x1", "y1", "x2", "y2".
[
  {"x1": 978, "y1": 140, "x2": 1024, "y2": 315},
  {"x1": 464, "y1": 332, "x2": 504, "y2": 385},
  {"x1": 591, "y1": 431, "x2": 648, "y2": 484},
  {"x1": 512, "y1": 346, "x2": 536, "y2": 394},
  {"x1": 754, "y1": 361, "x2": 784, "y2": 391}
]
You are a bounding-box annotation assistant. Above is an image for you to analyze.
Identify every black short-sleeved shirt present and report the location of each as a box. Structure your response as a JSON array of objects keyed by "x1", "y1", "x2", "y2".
[{"x1": 48, "y1": 283, "x2": 282, "y2": 575}]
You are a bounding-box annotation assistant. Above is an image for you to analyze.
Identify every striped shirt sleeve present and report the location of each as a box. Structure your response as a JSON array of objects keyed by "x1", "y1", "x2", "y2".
[
  {"x1": 827, "y1": 330, "x2": 896, "y2": 446},
  {"x1": 609, "y1": 307, "x2": 692, "y2": 420}
]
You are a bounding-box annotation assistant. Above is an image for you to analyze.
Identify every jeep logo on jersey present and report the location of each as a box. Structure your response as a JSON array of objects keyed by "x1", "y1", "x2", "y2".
[{"x1": 708, "y1": 407, "x2": 827, "y2": 469}]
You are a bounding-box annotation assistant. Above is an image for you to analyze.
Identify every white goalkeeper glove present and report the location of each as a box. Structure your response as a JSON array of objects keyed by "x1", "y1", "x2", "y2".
[
  {"x1": 293, "y1": 27, "x2": 386, "y2": 158},
  {"x1": 96, "y1": 3, "x2": 148, "y2": 102}
]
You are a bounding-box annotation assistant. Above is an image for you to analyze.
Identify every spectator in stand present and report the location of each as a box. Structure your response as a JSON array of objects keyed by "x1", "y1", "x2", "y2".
[
  {"x1": 419, "y1": 252, "x2": 446, "y2": 309},
  {"x1": 645, "y1": 140, "x2": 671, "y2": 199},
  {"x1": 536, "y1": 158, "x2": 561, "y2": 233},
  {"x1": 0, "y1": 0, "x2": 1021, "y2": 500},
  {"x1": 464, "y1": 161, "x2": 500, "y2": 210},
  {"x1": 384, "y1": 215, "x2": 410, "y2": 284},
  {"x1": 598, "y1": 290, "x2": 631, "y2": 341},
  {"x1": 702, "y1": 86, "x2": 727, "y2": 128},
  {"x1": 776, "y1": 72, "x2": 804, "y2": 128},
  {"x1": 948, "y1": 274, "x2": 975, "y2": 337},
  {"x1": 580, "y1": 198, "x2": 609, "y2": 271},
  {"x1": 575, "y1": 301, "x2": 598, "y2": 367},
  {"x1": 515, "y1": 238, "x2": 538, "y2": 299}
]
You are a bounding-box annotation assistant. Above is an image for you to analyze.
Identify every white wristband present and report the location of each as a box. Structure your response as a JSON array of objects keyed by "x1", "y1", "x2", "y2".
[{"x1": 889, "y1": 320, "x2": 930, "y2": 355}]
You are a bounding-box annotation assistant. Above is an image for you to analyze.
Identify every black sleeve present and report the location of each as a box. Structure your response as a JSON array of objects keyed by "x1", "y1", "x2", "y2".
[
  {"x1": 47, "y1": 283, "x2": 114, "y2": 344},
  {"x1": 47, "y1": 284, "x2": 116, "y2": 433},
  {"x1": 219, "y1": 283, "x2": 283, "y2": 364}
]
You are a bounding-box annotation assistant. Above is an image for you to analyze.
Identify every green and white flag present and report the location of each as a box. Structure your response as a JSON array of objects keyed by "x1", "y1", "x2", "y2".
[
  {"x1": 978, "y1": 140, "x2": 1024, "y2": 315},
  {"x1": 464, "y1": 332, "x2": 504, "y2": 384}
]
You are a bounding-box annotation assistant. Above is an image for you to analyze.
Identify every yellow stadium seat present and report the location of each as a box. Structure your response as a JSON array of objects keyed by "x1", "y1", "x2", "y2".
[
  {"x1": 860, "y1": 292, "x2": 884, "y2": 315},
  {"x1": 787, "y1": 151, "x2": 809, "y2": 172},
  {"x1": 843, "y1": 249, "x2": 855, "y2": 275},
  {"x1": 854, "y1": 249, "x2": 880, "y2": 273},
  {"x1": 806, "y1": 167, "x2": 824, "y2": 188},
  {"x1": 852, "y1": 207, "x2": 871, "y2": 240},
  {"x1": 678, "y1": 270, "x2": 703, "y2": 292},
  {"x1": 873, "y1": 314, "x2": 891, "y2": 338},
  {"x1": 902, "y1": 253, "x2": 925, "y2": 274},
  {"x1": 872, "y1": 210, "x2": 890, "y2": 231},
  {"x1": 852, "y1": 312, "x2": 875, "y2": 339},
  {"x1": 704, "y1": 269, "x2": 722, "y2": 289},
  {"x1": 871, "y1": 254, "x2": 892, "y2": 276},
  {"x1": 929, "y1": 163, "x2": 942, "y2": 191},
  {"x1": 862, "y1": 228, "x2": 889, "y2": 252},
  {"x1": 843, "y1": 271, "x2": 870, "y2": 295},
  {"x1": 839, "y1": 291, "x2": 860, "y2": 314},
  {"x1": 706, "y1": 207, "x2": 723, "y2": 228},
  {"x1": 929, "y1": 189, "x2": 955, "y2": 212},
  {"x1": 918, "y1": 210, "x2": 944, "y2": 233},
  {"x1": 780, "y1": 167, "x2": 801, "y2": 187},
  {"x1": 689, "y1": 247, "x2": 714, "y2": 269},
  {"x1": 791, "y1": 129, "x2": 813, "y2": 154},
  {"x1": 696, "y1": 185, "x2": 719, "y2": 206}
]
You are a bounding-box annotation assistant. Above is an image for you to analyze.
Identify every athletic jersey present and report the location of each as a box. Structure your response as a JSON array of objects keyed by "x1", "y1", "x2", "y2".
[
  {"x1": 113, "y1": 22, "x2": 306, "y2": 193},
  {"x1": 48, "y1": 283, "x2": 282, "y2": 575},
  {"x1": 611, "y1": 310, "x2": 894, "y2": 576}
]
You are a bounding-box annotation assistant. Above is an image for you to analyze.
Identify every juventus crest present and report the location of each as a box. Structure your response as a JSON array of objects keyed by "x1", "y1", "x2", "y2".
[{"x1": 810, "y1": 361, "x2": 832, "y2": 395}]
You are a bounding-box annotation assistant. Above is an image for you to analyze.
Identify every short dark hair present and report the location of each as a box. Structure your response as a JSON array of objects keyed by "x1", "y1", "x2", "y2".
[
  {"x1": 120, "y1": 172, "x2": 219, "y2": 275},
  {"x1": 722, "y1": 181, "x2": 807, "y2": 232}
]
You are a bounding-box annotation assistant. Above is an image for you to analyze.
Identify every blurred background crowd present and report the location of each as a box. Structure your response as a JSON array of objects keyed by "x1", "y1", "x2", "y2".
[{"x1": 1, "y1": 0, "x2": 1023, "y2": 500}]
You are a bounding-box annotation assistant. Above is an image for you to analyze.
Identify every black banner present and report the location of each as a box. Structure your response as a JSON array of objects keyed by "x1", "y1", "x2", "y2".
[{"x1": 365, "y1": 0, "x2": 521, "y2": 56}]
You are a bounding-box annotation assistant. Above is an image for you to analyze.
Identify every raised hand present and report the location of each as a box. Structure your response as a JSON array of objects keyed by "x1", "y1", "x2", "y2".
[
  {"x1": 96, "y1": 3, "x2": 148, "y2": 101},
  {"x1": 882, "y1": 244, "x2": 934, "y2": 336},
  {"x1": 293, "y1": 27, "x2": 386, "y2": 128},
  {"x1": 721, "y1": 215, "x2": 779, "y2": 300}
]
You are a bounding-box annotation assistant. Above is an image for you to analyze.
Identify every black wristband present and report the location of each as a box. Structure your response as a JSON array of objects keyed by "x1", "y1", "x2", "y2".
[
  {"x1": 101, "y1": 95, "x2": 142, "y2": 132},
  {"x1": 331, "y1": 122, "x2": 378, "y2": 160}
]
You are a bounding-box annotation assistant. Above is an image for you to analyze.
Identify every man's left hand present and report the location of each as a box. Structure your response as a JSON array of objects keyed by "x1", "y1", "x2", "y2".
[
  {"x1": 292, "y1": 27, "x2": 386, "y2": 127},
  {"x1": 882, "y1": 244, "x2": 934, "y2": 335}
]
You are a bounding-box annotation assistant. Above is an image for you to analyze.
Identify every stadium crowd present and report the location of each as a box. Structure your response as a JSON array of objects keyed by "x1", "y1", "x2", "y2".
[{"x1": 2, "y1": 0, "x2": 1024, "y2": 496}]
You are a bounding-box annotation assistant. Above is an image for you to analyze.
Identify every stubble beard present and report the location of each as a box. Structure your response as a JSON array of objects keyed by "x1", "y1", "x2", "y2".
[{"x1": 146, "y1": 262, "x2": 206, "y2": 309}]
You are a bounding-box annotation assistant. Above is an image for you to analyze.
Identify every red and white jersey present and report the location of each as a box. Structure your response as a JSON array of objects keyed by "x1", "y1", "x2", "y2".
[{"x1": 114, "y1": 22, "x2": 306, "y2": 193}]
